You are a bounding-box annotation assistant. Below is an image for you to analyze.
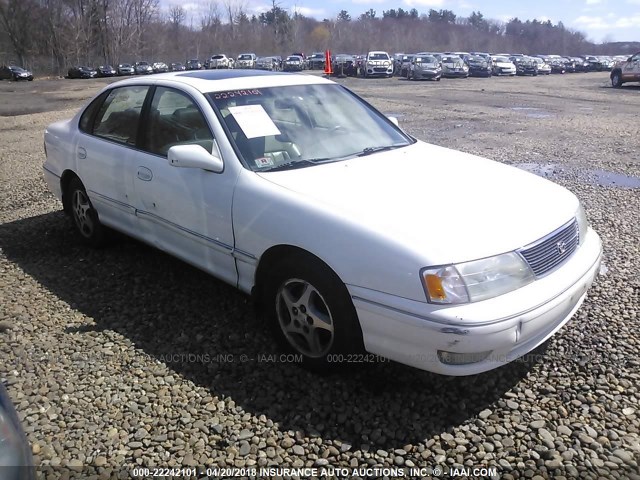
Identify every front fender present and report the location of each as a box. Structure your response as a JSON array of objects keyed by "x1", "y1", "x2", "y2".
[{"x1": 232, "y1": 170, "x2": 428, "y2": 302}]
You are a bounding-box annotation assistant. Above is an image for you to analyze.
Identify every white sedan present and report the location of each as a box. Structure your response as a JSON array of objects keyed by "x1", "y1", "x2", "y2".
[
  {"x1": 491, "y1": 56, "x2": 517, "y2": 76},
  {"x1": 43, "y1": 70, "x2": 602, "y2": 375}
]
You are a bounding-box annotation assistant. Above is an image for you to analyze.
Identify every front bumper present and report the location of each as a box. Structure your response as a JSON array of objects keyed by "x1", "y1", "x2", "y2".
[
  {"x1": 469, "y1": 69, "x2": 491, "y2": 77},
  {"x1": 443, "y1": 70, "x2": 468, "y2": 77},
  {"x1": 413, "y1": 70, "x2": 441, "y2": 79},
  {"x1": 349, "y1": 227, "x2": 602, "y2": 376}
]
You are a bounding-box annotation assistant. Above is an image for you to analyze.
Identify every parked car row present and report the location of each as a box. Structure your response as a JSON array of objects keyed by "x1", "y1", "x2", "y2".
[
  {"x1": 59, "y1": 51, "x2": 637, "y2": 84},
  {"x1": 319, "y1": 51, "x2": 631, "y2": 81},
  {"x1": 67, "y1": 60, "x2": 192, "y2": 79}
]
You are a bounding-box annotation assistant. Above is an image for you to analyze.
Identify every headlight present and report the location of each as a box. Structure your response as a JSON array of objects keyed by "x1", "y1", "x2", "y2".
[
  {"x1": 421, "y1": 252, "x2": 534, "y2": 304},
  {"x1": 576, "y1": 204, "x2": 588, "y2": 245},
  {"x1": 384, "y1": 61, "x2": 390, "y2": 67}
]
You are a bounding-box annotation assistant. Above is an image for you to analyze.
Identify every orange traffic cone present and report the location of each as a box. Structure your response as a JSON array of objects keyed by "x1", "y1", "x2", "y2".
[{"x1": 324, "y1": 50, "x2": 333, "y2": 75}]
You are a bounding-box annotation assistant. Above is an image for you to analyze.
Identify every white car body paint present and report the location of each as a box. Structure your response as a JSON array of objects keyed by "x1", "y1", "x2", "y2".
[{"x1": 43, "y1": 71, "x2": 602, "y2": 375}]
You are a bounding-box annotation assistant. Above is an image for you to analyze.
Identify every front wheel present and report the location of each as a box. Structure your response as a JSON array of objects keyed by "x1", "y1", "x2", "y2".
[
  {"x1": 262, "y1": 254, "x2": 365, "y2": 370},
  {"x1": 66, "y1": 177, "x2": 107, "y2": 247},
  {"x1": 611, "y1": 71, "x2": 623, "y2": 88}
]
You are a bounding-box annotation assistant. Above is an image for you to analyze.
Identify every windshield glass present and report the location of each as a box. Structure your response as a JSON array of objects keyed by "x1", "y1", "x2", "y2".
[
  {"x1": 369, "y1": 53, "x2": 389, "y2": 60},
  {"x1": 10, "y1": 67, "x2": 25, "y2": 72},
  {"x1": 208, "y1": 84, "x2": 412, "y2": 172},
  {"x1": 286, "y1": 57, "x2": 300, "y2": 61},
  {"x1": 239, "y1": 55, "x2": 253, "y2": 60},
  {"x1": 416, "y1": 56, "x2": 437, "y2": 63}
]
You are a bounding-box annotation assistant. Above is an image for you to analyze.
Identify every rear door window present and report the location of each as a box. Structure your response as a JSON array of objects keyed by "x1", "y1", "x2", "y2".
[{"x1": 92, "y1": 86, "x2": 149, "y2": 146}]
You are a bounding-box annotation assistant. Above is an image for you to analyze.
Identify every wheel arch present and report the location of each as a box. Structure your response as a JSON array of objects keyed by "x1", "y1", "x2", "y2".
[
  {"x1": 252, "y1": 244, "x2": 341, "y2": 305},
  {"x1": 60, "y1": 169, "x2": 81, "y2": 214}
]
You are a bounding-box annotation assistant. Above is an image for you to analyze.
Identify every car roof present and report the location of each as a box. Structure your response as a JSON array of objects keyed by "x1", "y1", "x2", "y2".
[{"x1": 106, "y1": 69, "x2": 333, "y2": 93}]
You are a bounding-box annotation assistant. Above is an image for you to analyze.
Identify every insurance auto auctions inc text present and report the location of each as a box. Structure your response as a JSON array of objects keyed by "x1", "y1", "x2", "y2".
[{"x1": 206, "y1": 466, "x2": 498, "y2": 478}]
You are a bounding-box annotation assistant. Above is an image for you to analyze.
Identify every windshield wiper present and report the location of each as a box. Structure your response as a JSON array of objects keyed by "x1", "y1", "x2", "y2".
[
  {"x1": 357, "y1": 145, "x2": 402, "y2": 157},
  {"x1": 262, "y1": 159, "x2": 319, "y2": 172}
]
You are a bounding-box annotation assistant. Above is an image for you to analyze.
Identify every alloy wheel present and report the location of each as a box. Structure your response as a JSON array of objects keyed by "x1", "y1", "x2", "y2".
[
  {"x1": 72, "y1": 189, "x2": 94, "y2": 238},
  {"x1": 275, "y1": 278, "x2": 335, "y2": 357}
]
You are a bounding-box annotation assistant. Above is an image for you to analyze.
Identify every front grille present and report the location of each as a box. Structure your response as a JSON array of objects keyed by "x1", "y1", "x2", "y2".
[{"x1": 519, "y1": 219, "x2": 579, "y2": 277}]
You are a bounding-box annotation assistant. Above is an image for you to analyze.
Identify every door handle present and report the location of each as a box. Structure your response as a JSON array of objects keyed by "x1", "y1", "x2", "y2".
[
  {"x1": 77, "y1": 147, "x2": 87, "y2": 159},
  {"x1": 137, "y1": 166, "x2": 153, "y2": 181}
]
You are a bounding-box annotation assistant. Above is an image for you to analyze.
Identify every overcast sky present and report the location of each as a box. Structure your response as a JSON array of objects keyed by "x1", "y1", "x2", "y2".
[{"x1": 169, "y1": 0, "x2": 640, "y2": 43}]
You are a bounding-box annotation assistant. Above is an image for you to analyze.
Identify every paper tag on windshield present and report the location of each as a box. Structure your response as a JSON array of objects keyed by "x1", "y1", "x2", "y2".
[
  {"x1": 254, "y1": 157, "x2": 274, "y2": 168},
  {"x1": 228, "y1": 105, "x2": 281, "y2": 139}
]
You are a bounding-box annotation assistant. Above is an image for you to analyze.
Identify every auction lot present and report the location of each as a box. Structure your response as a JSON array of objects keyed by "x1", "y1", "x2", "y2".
[{"x1": 1, "y1": 72, "x2": 639, "y2": 478}]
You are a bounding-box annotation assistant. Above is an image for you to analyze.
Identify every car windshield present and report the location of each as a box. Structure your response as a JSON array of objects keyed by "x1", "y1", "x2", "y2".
[
  {"x1": 442, "y1": 57, "x2": 461, "y2": 63},
  {"x1": 10, "y1": 67, "x2": 25, "y2": 72},
  {"x1": 208, "y1": 84, "x2": 413, "y2": 172},
  {"x1": 493, "y1": 56, "x2": 510, "y2": 62},
  {"x1": 416, "y1": 56, "x2": 437, "y2": 63},
  {"x1": 369, "y1": 53, "x2": 389, "y2": 60},
  {"x1": 286, "y1": 57, "x2": 300, "y2": 61},
  {"x1": 239, "y1": 55, "x2": 253, "y2": 60},
  {"x1": 212, "y1": 55, "x2": 224, "y2": 59}
]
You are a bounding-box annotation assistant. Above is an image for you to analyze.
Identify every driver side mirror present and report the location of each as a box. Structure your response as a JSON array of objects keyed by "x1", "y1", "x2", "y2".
[{"x1": 168, "y1": 144, "x2": 223, "y2": 173}]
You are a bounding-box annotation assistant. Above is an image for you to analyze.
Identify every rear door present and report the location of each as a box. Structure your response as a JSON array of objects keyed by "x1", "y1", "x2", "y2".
[{"x1": 76, "y1": 84, "x2": 150, "y2": 234}]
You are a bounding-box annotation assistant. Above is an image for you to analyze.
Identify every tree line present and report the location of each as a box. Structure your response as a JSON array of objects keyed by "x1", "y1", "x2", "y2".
[{"x1": 0, "y1": 0, "x2": 634, "y2": 76}]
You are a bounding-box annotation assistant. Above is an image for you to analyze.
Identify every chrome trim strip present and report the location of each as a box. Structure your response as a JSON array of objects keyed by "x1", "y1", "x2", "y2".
[
  {"x1": 83, "y1": 190, "x2": 258, "y2": 260},
  {"x1": 233, "y1": 248, "x2": 257, "y2": 260},
  {"x1": 136, "y1": 209, "x2": 233, "y2": 252},
  {"x1": 88, "y1": 190, "x2": 135, "y2": 210}
]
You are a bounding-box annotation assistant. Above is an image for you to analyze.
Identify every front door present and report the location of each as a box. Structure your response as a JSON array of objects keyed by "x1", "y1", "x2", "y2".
[{"x1": 132, "y1": 86, "x2": 238, "y2": 286}]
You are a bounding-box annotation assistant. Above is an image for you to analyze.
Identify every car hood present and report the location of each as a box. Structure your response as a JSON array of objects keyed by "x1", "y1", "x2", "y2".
[
  {"x1": 495, "y1": 62, "x2": 514, "y2": 67},
  {"x1": 256, "y1": 142, "x2": 577, "y2": 265}
]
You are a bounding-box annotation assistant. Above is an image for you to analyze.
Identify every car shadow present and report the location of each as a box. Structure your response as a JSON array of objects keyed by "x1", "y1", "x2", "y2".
[{"x1": 0, "y1": 211, "x2": 545, "y2": 450}]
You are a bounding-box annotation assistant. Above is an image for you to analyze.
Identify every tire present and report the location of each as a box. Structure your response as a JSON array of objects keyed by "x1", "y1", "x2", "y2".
[
  {"x1": 66, "y1": 177, "x2": 107, "y2": 247},
  {"x1": 262, "y1": 253, "x2": 365, "y2": 371},
  {"x1": 611, "y1": 71, "x2": 623, "y2": 88}
]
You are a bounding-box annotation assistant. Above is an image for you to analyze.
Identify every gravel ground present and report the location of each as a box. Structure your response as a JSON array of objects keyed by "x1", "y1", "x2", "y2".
[{"x1": 1, "y1": 72, "x2": 639, "y2": 479}]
